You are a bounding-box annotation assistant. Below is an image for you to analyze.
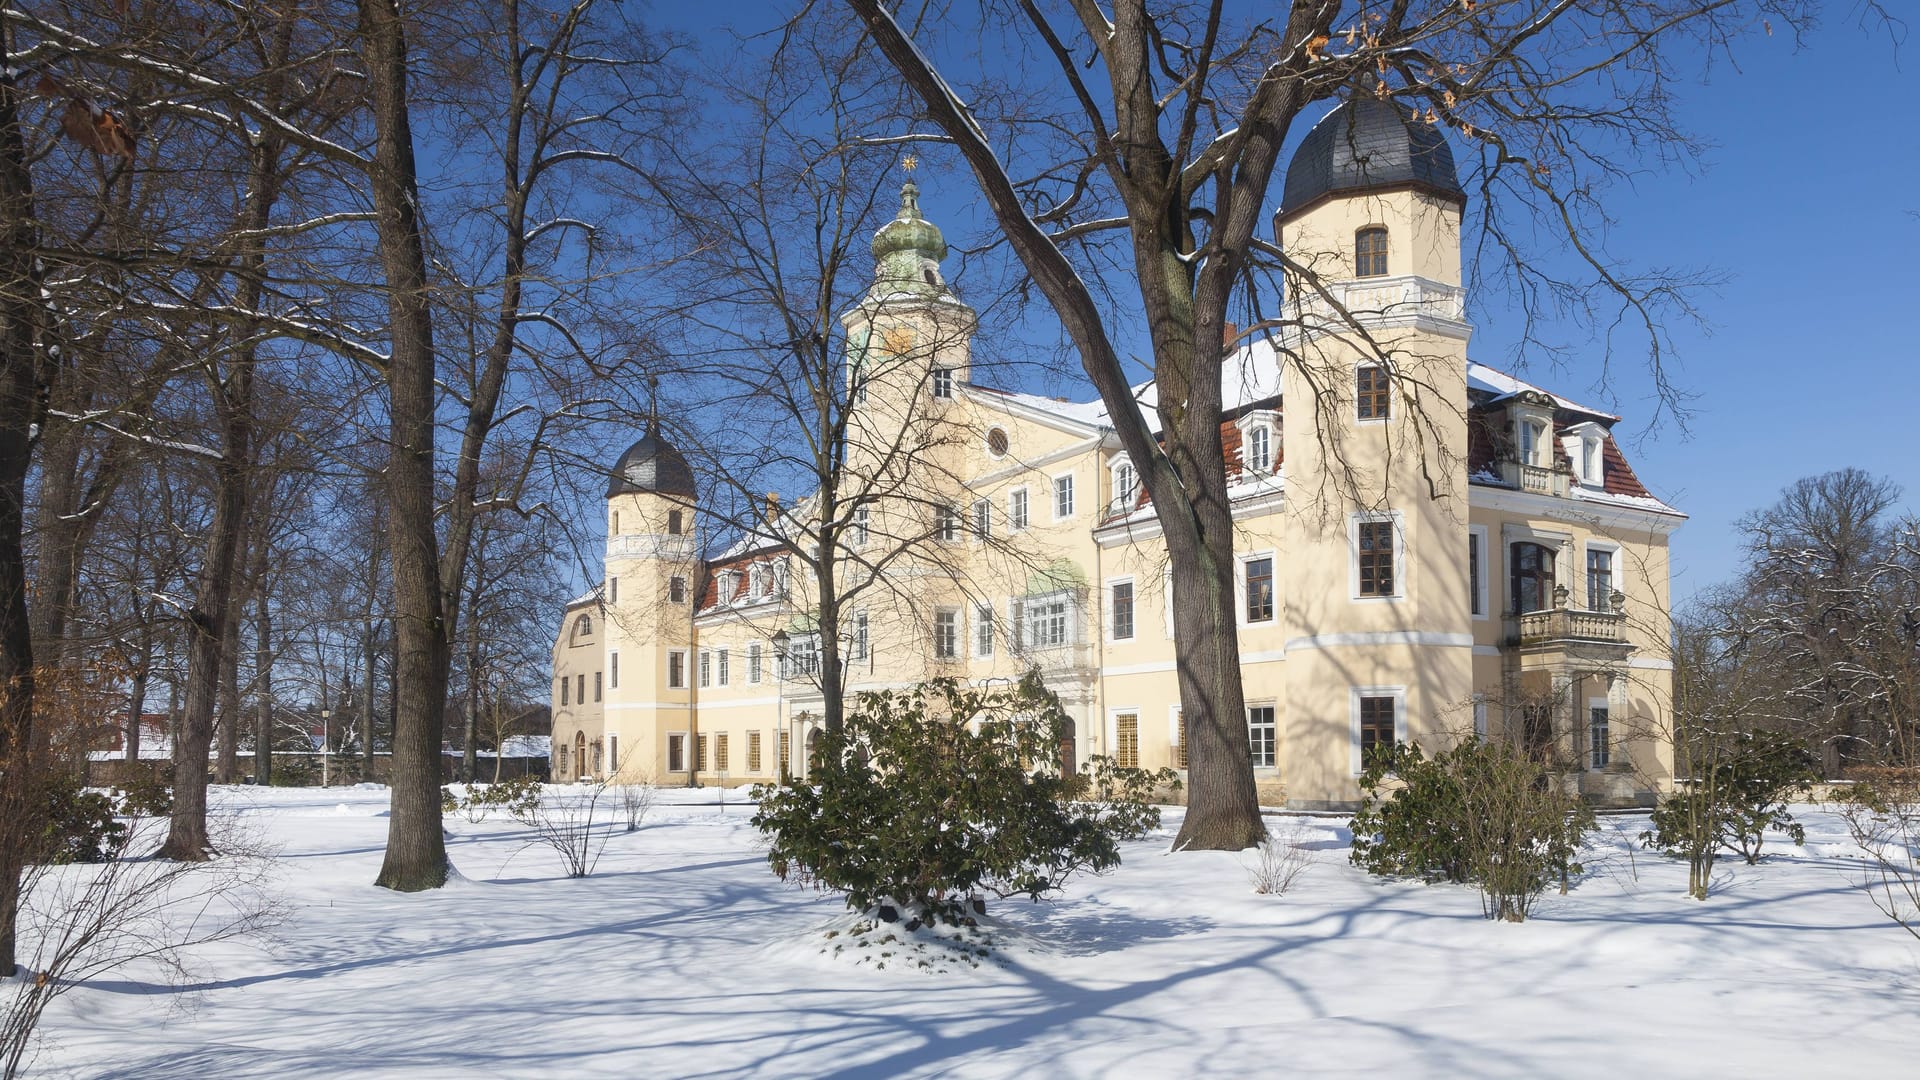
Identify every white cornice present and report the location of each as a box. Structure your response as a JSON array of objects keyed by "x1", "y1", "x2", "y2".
[{"x1": 1470, "y1": 482, "x2": 1686, "y2": 534}]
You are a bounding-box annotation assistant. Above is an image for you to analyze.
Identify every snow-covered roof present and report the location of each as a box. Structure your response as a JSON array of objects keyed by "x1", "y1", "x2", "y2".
[
  {"x1": 493, "y1": 735, "x2": 551, "y2": 758},
  {"x1": 1467, "y1": 362, "x2": 1617, "y2": 422}
]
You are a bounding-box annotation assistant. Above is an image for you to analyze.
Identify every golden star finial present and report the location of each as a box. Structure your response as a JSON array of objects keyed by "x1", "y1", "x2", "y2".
[{"x1": 901, "y1": 153, "x2": 919, "y2": 173}]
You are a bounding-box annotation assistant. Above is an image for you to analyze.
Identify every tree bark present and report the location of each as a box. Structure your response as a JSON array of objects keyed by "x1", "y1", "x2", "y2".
[
  {"x1": 254, "y1": 542, "x2": 273, "y2": 786},
  {"x1": 0, "y1": 38, "x2": 51, "y2": 979},
  {"x1": 214, "y1": 580, "x2": 244, "y2": 784},
  {"x1": 359, "y1": 0, "x2": 451, "y2": 891}
]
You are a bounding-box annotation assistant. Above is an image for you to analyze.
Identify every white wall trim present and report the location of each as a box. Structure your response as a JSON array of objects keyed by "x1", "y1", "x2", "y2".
[{"x1": 1468, "y1": 523, "x2": 1491, "y2": 621}]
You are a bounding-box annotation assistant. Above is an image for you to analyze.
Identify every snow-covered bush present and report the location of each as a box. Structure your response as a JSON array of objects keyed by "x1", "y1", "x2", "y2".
[
  {"x1": 442, "y1": 774, "x2": 542, "y2": 824},
  {"x1": 31, "y1": 774, "x2": 126, "y2": 866},
  {"x1": 752, "y1": 673, "x2": 1175, "y2": 927},
  {"x1": 1350, "y1": 739, "x2": 1593, "y2": 921}
]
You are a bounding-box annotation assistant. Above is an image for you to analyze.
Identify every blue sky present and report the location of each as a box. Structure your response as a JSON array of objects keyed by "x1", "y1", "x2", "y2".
[{"x1": 661, "y1": 5, "x2": 1916, "y2": 602}]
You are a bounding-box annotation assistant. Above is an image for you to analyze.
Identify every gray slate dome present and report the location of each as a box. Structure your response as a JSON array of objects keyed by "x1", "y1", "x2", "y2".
[
  {"x1": 1279, "y1": 97, "x2": 1464, "y2": 220},
  {"x1": 606, "y1": 430, "x2": 696, "y2": 499}
]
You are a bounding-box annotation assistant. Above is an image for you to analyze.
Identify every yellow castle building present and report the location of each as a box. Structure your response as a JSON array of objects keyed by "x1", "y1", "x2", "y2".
[{"x1": 550, "y1": 98, "x2": 1684, "y2": 810}]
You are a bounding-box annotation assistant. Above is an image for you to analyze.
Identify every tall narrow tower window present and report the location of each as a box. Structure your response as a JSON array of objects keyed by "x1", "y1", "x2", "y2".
[
  {"x1": 667, "y1": 509, "x2": 684, "y2": 535},
  {"x1": 1355, "y1": 227, "x2": 1389, "y2": 278}
]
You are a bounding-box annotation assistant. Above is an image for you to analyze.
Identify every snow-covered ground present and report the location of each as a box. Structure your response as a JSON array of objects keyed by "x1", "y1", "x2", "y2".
[{"x1": 17, "y1": 785, "x2": 1920, "y2": 1078}]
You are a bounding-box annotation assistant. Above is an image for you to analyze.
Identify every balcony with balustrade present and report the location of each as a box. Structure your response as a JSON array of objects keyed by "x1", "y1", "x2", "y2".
[{"x1": 1505, "y1": 584, "x2": 1634, "y2": 669}]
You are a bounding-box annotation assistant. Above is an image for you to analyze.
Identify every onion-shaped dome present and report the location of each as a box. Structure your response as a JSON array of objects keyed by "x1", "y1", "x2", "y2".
[
  {"x1": 1279, "y1": 97, "x2": 1464, "y2": 221},
  {"x1": 606, "y1": 430, "x2": 696, "y2": 498},
  {"x1": 870, "y1": 180, "x2": 949, "y2": 296}
]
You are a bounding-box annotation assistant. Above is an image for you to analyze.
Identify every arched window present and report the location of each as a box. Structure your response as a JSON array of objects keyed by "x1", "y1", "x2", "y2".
[
  {"x1": 1355, "y1": 227, "x2": 1389, "y2": 278},
  {"x1": 1510, "y1": 542, "x2": 1557, "y2": 614},
  {"x1": 573, "y1": 614, "x2": 592, "y2": 641},
  {"x1": 1245, "y1": 425, "x2": 1271, "y2": 474},
  {"x1": 1113, "y1": 461, "x2": 1137, "y2": 511},
  {"x1": 574, "y1": 731, "x2": 587, "y2": 777}
]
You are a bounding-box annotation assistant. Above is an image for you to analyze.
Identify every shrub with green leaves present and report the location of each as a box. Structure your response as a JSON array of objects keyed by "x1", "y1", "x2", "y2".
[
  {"x1": 1644, "y1": 729, "x2": 1817, "y2": 870},
  {"x1": 33, "y1": 772, "x2": 129, "y2": 865},
  {"x1": 1350, "y1": 739, "x2": 1594, "y2": 921},
  {"x1": 444, "y1": 773, "x2": 543, "y2": 822},
  {"x1": 752, "y1": 672, "x2": 1177, "y2": 926},
  {"x1": 113, "y1": 769, "x2": 173, "y2": 818}
]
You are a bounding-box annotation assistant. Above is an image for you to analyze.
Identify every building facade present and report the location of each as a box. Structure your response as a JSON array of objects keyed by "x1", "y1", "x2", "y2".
[{"x1": 550, "y1": 99, "x2": 1684, "y2": 809}]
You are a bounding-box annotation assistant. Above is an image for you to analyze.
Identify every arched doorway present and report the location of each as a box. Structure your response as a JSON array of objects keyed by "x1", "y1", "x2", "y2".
[
  {"x1": 1510, "y1": 542, "x2": 1557, "y2": 614},
  {"x1": 573, "y1": 731, "x2": 587, "y2": 779}
]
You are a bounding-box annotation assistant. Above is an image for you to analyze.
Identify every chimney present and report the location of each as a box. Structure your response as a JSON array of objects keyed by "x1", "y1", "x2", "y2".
[
  {"x1": 1222, "y1": 321, "x2": 1240, "y2": 351},
  {"x1": 763, "y1": 492, "x2": 781, "y2": 526}
]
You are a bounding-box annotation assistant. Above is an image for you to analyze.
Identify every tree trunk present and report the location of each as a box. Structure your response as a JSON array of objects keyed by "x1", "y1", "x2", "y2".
[
  {"x1": 362, "y1": 620, "x2": 377, "y2": 771},
  {"x1": 254, "y1": 556, "x2": 273, "y2": 786},
  {"x1": 359, "y1": 0, "x2": 451, "y2": 891},
  {"x1": 126, "y1": 617, "x2": 151, "y2": 768},
  {"x1": 1165, "y1": 516, "x2": 1266, "y2": 851},
  {"x1": 214, "y1": 587, "x2": 243, "y2": 784},
  {"x1": 462, "y1": 619, "x2": 479, "y2": 782},
  {"x1": 0, "y1": 44, "x2": 50, "y2": 980}
]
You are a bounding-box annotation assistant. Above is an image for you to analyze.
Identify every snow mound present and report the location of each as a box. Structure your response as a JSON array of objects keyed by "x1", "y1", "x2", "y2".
[{"x1": 770, "y1": 906, "x2": 1022, "y2": 976}]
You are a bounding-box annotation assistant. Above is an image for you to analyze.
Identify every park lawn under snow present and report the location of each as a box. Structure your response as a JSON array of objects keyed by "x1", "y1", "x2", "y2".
[{"x1": 18, "y1": 785, "x2": 1920, "y2": 1079}]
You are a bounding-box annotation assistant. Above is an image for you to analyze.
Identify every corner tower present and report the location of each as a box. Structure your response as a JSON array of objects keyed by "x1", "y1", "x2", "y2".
[
  {"x1": 840, "y1": 179, "x2": 978, "y2": 417},
  {"x1": 1273, "y1": 97, "x2": 1476, "y2": 809}
]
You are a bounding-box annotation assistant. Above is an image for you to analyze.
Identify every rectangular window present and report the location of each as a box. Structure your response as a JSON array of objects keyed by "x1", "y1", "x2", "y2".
[
  {"x1": 748, "y1": 731, "x2": 763, "y2": 773},
  {"x1": 972, "y1": 498, "x2": 991, "y2": 540},
  {"x1": 1115, "y1": 712, "x2": 1139, "y2": 769},
  {"x1": 1009, "y1": 488, "x2": 1029, "y2": 531},
  {"x1": 777, "y1": 731, "x2": 791, "y2": 777},
  {"x1": 1358, "y1": 520, "x2": 1395, "y2": 597},
  {"x1": 577, "y1": 674, "x2": 585, "y2": 705},
  {"x1": 932, "y1": 366, "x2": 953, "y2": 398},
  {"x1": 668, "y1": 509, "x2": 684, "y2": 535},
  {"x1": 1173, "y1": 708, "x2": 1187, "y2": 769},
  {"x1": 1244, "y1": 557, "x2": 1274, "y2": 622},
  {"x1": 1359, "y1": 696, "x2": 1395, "y2": 765},
  {"x1": 593, "y1": 672, "x2": 602, "y2": 702},
  {"x1": 716, "y1": 733, "x2": 730, "y2": 772},
  {"x1": 937, "y1": 504, "x2": 960, "y2": 542},
  {"x1": 850, "y1": 504, "x2": 869, "y2": 548},
  {"x1": 934, "y1": 610, "x2": 959, "y2": 659},
  {"x1": 1024, "y1": 594, "x2": 1071, "y2": 649},
  {"x1": 669, "y1": 576, "x2": 687, "y2": 603},
  {"x1": 1357, "y1": 365, "x2": 1390, "y2": 420},
  {"x1": 695, "y1": 734, "x2": 708, "y2": 772},
  {"x1": 1053, "y1": 474, "x2": 1075, "y2": 519},
  {"x1": 718, "y1": 648, "x2": 730, "y2": 687},
  {"x1": 668, "y1": 651, "x2": 686, "y2": 689},
  {"x1": 1587, "y1": 548, "x2": 1615, "y2": 612},
  {"x1": 975, "y1": 603, "x2": 994, "y2": 657},
  {"x1": 1245, "y1": 426, "x2": 1271, "y2": 474},
  {"x1": 610, "y1": 576, "x2": 618, "y2": 604},
  {"x1": 1111, "y1": 581, "x2": 1135, "y2": 640},
  {"x1": 748, "y1": 643, "x2": 762, "y2": 684},
  {"x1": 560, "y1": 676, "x2": 569, "y2": 707},
  {"x1": 699, "y1": 651, "x2": 712, "y2": 688},
  {"x1": 1469, "y1": 527, "x2": 1489, "y2": 618},
  {"x1": 787, "y1": 635, "x2": 818, "y2": 677},
  {"x1": 609, "y1": 734, "x2": 619, "y2": 773},
  {"x1": 1248, "y1": 705, "x2": 1277, "y2": 768},
  {"x1": 610, "y1": 651, "x2": 619, "y2": 689},
  {"x1": 1473, "y1": 695, "x2": 1489, "y2": 738},
  {"x1": 1589, "y1": 705, "x2": 1610, "y2": 770},
  {"x1": 852, "y1": 611, "x2": 869, "y2": 662},
  {"x1": 667, "y1": 733, "x2": 687, "y2": 773}
]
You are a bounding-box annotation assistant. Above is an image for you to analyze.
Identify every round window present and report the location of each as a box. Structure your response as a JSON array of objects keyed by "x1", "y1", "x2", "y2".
[{"x1": 987, "y1": 427, "x2": 1009, "y2": 457}]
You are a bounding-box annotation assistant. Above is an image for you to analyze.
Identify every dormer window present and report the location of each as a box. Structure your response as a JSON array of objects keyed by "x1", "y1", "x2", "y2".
[
  {"x1": 1564, "y1": 421, "x2": 1608, "y2": 487},
  {"x1": 1518, "y1": 419, "x2": 1549, "y2": 467},
  {"x1": 1355, "y1": 227, "x2": 1389, "y2": 278},
  {"x1": 1235, "y1": 409, "x2": 1279, "y2": 476},
  {"x1": 1109, "y1": 456, "x2": 1138, "y2": 514}
]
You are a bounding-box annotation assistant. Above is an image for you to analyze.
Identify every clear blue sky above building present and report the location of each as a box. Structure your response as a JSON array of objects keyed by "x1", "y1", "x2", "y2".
[{"x1": 661, "y1": 5, "x2": 1916, "y2": 604}]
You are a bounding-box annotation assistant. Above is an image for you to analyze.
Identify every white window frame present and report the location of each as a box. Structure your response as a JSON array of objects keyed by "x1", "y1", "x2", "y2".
[
  {"x1": 974, "y1": 602, "x2": 995, "y2": 658},
  {"x1": 1107, "y1": 454, "x2": 1136, "y2": 515},
  {"x1": 1234, "y1": 409, "x2": 1280, "y2": 476},
  {"x1": 1020, "y1": 589, "x2": 1076, "y2": 650},
  {"x1": 850, "y1": 504, "x2": 870, "y2": 549},
  {"x1": 1108, "y1": 577, "x2": 1136, "y2": 641},
  {"x1": 1563, "y1": 421, "x2": 1608, "y2": 487},
  {"x1": 1238, "y1": 550, "x2": 1277, "y2": 625},
  {"x1": 933, "y1": 608, "x2": 960, "y2": 659},
  {"x1": 1247, "y1": 702, "x2": 1278, "y2": 769},
  {"x1": 931, "y1": 365, "x2": 954, "y2": 398},
  {"x1": 1168, "y1": 704, "x2": 1185, "y2": 769},
  {"x1": 667, "y1": 732, "x2": 689, "y2": 773},
  {"x1": 1008, "y1": 486, "x2": 1030, "y2": 532},
  {"x1": 1472, "y1": 693, "x2": 1489, "y2": 738},
  {"x1": 852, "y1": 610, "x2": 870, "y2": 662},
  {"x1": 971, "y1": 498, "x2": 992, "y2": 541},
  {"x1": 1347, "y1": 510, "x2": 1406, "y2": 603},
  {"x1": 717, "y1": 648, "x2": 730, "y2": 687},
  {"x1": 1584, "y1": 540, "x2": 1622, "y2": 612},
  {"x1": 936, "y1": 503, "x2": 960, "y2": 543},
  {"x1": 747, "y1": 643, "x2": 762, "y2": 685},
  {"x1": 1587, "y1": 696, "x2": 1612, "y2": 771},
  {"x1": 1349, "y1": 685, "x2": 1408, "y2": 775},
  {"x1": 1108, "y1": 707, "x2": 1142, "y2": 769},
  {"x1": 698, "y1": 650, "x2": 712, "y2": 688},
  {"x1": 1051, "y1": 472, "x2": 1076, "y2": 521},
  {"x1": 667, "y1": 650, "x2": 688, "y2": 689},
  {"x1": 1468, "y1": 523, "x2": 1491, "y2": 621}
]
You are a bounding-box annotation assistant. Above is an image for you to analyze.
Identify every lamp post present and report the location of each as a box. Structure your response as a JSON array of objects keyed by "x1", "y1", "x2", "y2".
[{"x1": 320, "y1": 708, "x2": 333, "y2": 788}]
